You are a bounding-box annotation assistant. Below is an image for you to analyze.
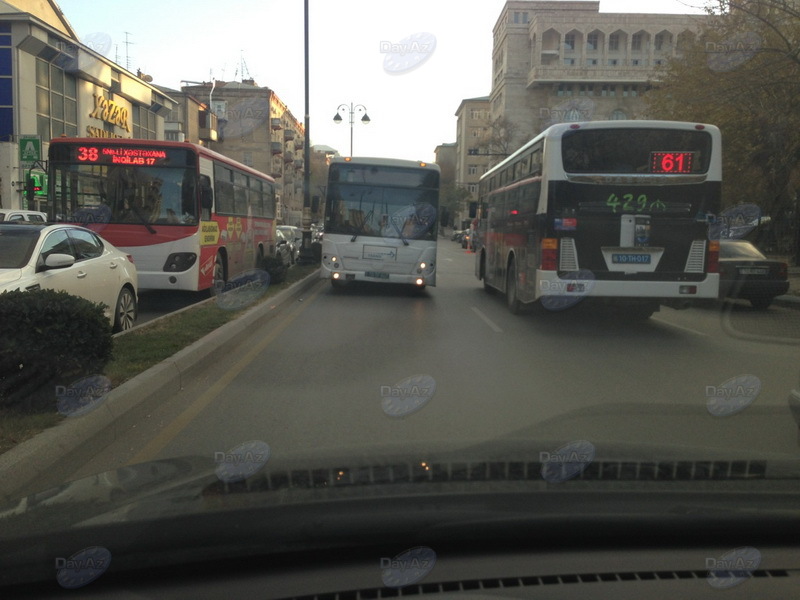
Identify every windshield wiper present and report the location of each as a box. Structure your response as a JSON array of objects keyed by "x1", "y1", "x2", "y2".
[
  {"x1": 128, "y1": 204, "x2": 157, "y2": 234},
  {"x1": 350, "y1": 209, "x2": 374, "y2": 243},
  {"x1": 391, "y1": 217, "x2": 410, "y2": 246}
]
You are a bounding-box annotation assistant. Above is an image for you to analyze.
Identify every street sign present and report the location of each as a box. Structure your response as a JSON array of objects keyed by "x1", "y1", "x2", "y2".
[{"x1": 19, "y1": 136, "x2": 41, "y2": 168}]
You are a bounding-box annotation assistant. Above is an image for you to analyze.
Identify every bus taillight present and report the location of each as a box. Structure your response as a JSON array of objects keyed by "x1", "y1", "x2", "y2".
[
  {"x1": 541, "y1": 238, "x2": 558, "y2": 271},
  {"x1": 707, "y1": 240, "x2": 720, "y2": 273}
]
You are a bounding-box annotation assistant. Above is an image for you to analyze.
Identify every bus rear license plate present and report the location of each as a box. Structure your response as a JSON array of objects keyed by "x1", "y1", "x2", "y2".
[
  {"x1": 612, "y1": 254, "x2": 651, "y2": 264},
  {"x1": 365, "y1": 271, "x2": 389, "y2": 279}
]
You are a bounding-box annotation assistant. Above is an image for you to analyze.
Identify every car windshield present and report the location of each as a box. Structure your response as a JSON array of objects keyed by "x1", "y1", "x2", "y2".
[
  {"x1": 0, "y1": 228, "x2": 38, "y2": 268},
  {"x1": 2, "y1": 0, "x2": 800, "y2": 595}
]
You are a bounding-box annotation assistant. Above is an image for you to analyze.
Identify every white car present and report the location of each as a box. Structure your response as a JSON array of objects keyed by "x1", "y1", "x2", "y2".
[
  {"x1": 0, "y1": 224, "x2": 138, "y2": 332},
  {"x1": 0, "y1": 209, "x2": 47, "y2": 223}
]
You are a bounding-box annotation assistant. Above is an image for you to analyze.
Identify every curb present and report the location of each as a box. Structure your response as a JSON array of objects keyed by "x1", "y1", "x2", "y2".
[{"x1": 0, "y1": 269, "x2": 323, "y2": 502}]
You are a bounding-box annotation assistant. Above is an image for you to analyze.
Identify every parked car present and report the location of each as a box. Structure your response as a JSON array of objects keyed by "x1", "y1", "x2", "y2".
[
  {"x1": 0, "y1": 223, "x2": 138, "y2": 331},
  {"x1": 718, "y1": 239, "x2": 789, "y2": 309},
  {"x1": 277, "y1": 225, "x2": 302, "y2": 263},
  {"x1": 273, "y1": 228, "x2": 294, "y2": 270},
  {"x1": 0, "y1": 209, "x2": 47, "y2": 223},
  {"x1": 451, "y1": 229, "x2": 464, "y2": 242}
]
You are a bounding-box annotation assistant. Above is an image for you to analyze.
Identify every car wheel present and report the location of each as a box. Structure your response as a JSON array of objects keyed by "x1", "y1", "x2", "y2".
[
  {"x1": 750, "y1": 296, "x2": 773, "y2": 310},
  {"x1": 113, "y1": 286, "x2": 137, "y2": 332}
]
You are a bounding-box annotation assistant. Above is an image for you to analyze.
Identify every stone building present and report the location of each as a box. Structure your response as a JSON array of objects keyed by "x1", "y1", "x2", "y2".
[
  {"x1": 0, "y1": 0, "x2": 176, "y2": 212},
  {"x1": 490, "y1": 0, "x2": 709, "y2": 150},
  {"x1": 181, "y1": 80, "x2": 305, "y2": 225}
]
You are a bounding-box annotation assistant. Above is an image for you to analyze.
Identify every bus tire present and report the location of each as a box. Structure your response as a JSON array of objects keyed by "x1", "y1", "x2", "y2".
[
  {"x1": 480, "y1": 255, "x2": 495, "y2": 294},
  {"x1": 506, "y1": 257, "x2": 523, "y2": 314}
]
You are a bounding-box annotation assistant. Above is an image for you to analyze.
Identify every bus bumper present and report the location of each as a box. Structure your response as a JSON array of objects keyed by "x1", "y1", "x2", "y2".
[
  {"x1": 320, "y1": 264, "x2": 436, "y2": 287},
  {"x1": 534, "y1": 270, "x2": 719, "y2": 301}
]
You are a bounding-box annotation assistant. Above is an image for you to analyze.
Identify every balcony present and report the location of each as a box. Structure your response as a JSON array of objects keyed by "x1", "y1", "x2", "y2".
[
  {"x1": 284, "y1": 151, "x2": 294, "y2": 164},
  {"x1": 271, "y1": 171, "x2": 282, "y2": 179},
  {"x1": 271, "y1": 118, "x2": 282, "y2": 130},
  {"x1": 270, "y1": 142, "x2": 283, "y2": 155},
  {"x1": 284, "y1": 129, "x2": 295, "y2": 141},
  {"x1": 527, "y1": 64, "x2": 654, "y2": 87},
  {"x1": 294, "y1": 139, "x2": 304, "y2": 150}
]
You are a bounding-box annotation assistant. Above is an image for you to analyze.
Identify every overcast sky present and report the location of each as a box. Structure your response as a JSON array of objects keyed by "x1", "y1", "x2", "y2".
[{"x1": 55, "y1": 0, "x2": 706, "y2": 162}]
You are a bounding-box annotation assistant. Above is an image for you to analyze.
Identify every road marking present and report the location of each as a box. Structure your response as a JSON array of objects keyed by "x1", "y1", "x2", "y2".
[
  {"x1": 651, "y1": 316, "x2": 709, "y2": 336},
  {"x1": 472, "y1": 306, "x2": 503, "y2": 333},
  {"x1": 127, "y1": 284, "x2": 325, "y2": 465}
]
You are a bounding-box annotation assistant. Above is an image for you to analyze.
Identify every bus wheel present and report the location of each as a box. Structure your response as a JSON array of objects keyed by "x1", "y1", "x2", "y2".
[
  {"x1": 480, "y1": 255, "x2": 495, "y2": 294},
  {"x1": 506, "y1": 258, "x2": 523, "y2": 314}
]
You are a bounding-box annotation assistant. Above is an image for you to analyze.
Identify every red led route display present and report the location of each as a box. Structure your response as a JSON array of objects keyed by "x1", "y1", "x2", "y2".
[
  {"x1": 650, "y1": 151, "x2": 694, "y2": 174},
  {"x1": 75, "y1": 145, "x2": 170, "y2": 166}
]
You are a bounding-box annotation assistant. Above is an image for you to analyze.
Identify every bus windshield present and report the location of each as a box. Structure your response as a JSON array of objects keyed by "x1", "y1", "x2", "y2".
[
  {"x1": 52, "y1": 164, "x2": 199, "y2": 226},
  {"x1": 561, "y1": 128, "x2": 713, "y2": 174},
  {"x1": 326, "y1": 165, "x2": 438, "y2": 241}
]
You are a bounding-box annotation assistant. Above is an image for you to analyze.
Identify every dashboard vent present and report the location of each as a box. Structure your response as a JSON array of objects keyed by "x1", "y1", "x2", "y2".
[{"x1": 285, "y1": 568, "x2": 792, "y2": 600}]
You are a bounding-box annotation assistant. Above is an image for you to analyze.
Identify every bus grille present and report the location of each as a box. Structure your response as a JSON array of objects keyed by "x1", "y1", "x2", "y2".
[
  {"x1": 559, "y1": 238, "x2": 579, "y2": 271},
  {"x1": 683, "y1": 240, "x2": 707, "y2": 273}
]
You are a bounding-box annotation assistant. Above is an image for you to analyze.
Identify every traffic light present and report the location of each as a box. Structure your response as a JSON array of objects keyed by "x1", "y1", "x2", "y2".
[{"x1": 24, "y1": 173, "x2": 45, "y2": 204}]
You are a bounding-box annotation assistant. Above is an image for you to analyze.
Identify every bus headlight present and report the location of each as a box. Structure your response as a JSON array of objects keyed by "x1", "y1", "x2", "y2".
[
  {"x1": 416, "y1": 260, "x2": 435, "y2": 275},
  {"x1": 163, "y1": 253, "x2": 197, "y2": 272}
]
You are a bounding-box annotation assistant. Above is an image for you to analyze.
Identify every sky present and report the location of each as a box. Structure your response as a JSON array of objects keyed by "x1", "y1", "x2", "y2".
[{"x1": 54, "y1": 0, "x2": 707, "y2": 163}]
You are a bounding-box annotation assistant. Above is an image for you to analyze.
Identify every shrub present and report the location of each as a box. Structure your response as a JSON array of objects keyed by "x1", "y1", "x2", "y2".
[
  {"x1": 0, "y1": 289, "x2": 113, "y2": 406},
  {"x1": 260, "y1": 255, "x2": 287, "y2": 284}
]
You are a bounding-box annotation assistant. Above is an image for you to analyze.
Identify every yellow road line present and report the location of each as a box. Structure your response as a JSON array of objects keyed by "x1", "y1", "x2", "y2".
[{"x1": 127, "y1": 284, "x2": 325, "y2": 465}]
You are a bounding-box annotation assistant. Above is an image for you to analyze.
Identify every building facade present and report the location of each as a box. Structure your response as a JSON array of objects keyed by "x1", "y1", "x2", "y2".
[
  {"x1": 452, "y1": 96, "x2": 492, "y2": 228},
  {"x1": 181, "y1": 81, "x2": 305, "y2": 226},
  {"x1": 0, "y1": 0, "x2": 176, "y2": 213},
  {"x1": 491, "y1": 1, "x2": 708, "y2": 149}
]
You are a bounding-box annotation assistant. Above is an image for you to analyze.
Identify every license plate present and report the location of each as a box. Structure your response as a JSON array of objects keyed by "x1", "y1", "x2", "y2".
[
  {"x1": 365, "y1": 271, "x2": 389, "y2": 279},
  {"x1": 612, "y1": 253, "x2": 651, "y2": 264},
  {"x1": 739, "y1": 267, "x2": 768, "y2": 275}
]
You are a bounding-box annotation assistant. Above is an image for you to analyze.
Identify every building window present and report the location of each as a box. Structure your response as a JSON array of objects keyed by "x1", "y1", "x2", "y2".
[
  {"x1": 587, "y1": 33, "x2": 599, "y2": 51},
  {"x1": 522, "y1": 12, "x2": 529, "y2": 23},
  {"x1": 36, "y1": 58, "x2": 78, "y2": 140},
  {"x1": 601, "y1": 84, "x2": 616, "y2": 97},
  {"x1": 611, "y1": 109, "x2": 627, "y2": 120},
  {"x1": 579, "y1": 84, "x2": 594, "y2": 96},
  {"x1": 132, "y1": 106, "x2": 156, "y2": 139},
  {"x1": 564, "y1": 33, "x2": 576, "y2": 51},
  {"x1": 468, "y1": 164, "x2": 478, "y2": 176},
  {"x1": 609, "y1": 33, "x2": 620, "y2": 51},
  {"x1": 632, "y1": 33, "x2": 644, "y2": 52},
  {"x1": 557, "y1": 84, "x2": 573, "y2": 96},
  {"x1": 470, "y1": 108, "x2": 484, "y2": 119},
  {"x1": 608, "y1": 59, "x2": 619, "y2": 66},
  {"x1": 622, "y1": 85, "x2": 639, "y2": 97},
  {"x1": 586, "y1": 59, "x2": 598, "y2": 67},
  {"x1": 564, "y1": 58, "x2": 576, "y2": 66}
]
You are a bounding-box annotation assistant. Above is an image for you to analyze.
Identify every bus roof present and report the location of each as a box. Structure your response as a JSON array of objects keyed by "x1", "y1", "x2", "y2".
[
  {"x1": 329, "y1": 156, "x2": 440, "y2": 171},
  {"x1": 481, "y1": 120, "x2": 720, "y2": 182},
  {"x1": 49, "y1": 137, "x2": 276, "y2": 182}
]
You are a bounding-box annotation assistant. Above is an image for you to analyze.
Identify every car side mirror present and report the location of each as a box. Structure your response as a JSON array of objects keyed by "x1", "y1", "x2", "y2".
[{"x1": 42, "y1": 253, "x2": 75, "y2": 270}]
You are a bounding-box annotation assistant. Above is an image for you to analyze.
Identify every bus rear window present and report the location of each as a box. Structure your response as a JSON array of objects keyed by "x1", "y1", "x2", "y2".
[{"x1": 561, "y1": 128, "x2": 712, "y2": 174}]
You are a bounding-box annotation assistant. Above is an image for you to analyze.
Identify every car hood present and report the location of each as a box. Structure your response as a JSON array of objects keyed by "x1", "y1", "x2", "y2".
[{"x1": 0, "y1": 268, "x2": 24, "y2": 289}]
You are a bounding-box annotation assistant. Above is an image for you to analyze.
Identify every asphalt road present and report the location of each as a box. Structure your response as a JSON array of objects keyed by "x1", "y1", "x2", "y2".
[{"x1": 61, "y1": 240, "x2": 800, "y2": 483}]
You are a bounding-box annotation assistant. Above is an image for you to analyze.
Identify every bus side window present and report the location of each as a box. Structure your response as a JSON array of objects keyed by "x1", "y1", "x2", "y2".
[{"x1": 199, "y1": 175, "x2": 213, "y2": 220}]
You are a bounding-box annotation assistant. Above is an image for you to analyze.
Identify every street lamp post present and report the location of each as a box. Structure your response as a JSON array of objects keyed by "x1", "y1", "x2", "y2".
[{"x1": 333, "y1": 103, "x2": 370, "y2": 156}]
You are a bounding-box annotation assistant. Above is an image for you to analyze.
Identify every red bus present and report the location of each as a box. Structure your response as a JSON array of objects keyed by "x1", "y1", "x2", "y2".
[{"x1": 47, "y1": 138, "x2": 277, "y2": 292}]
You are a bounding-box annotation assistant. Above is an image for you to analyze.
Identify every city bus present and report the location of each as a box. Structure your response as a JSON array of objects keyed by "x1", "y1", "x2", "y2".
[
  {"x1": 476, "y1": 120, "x2": 722, "y2": 318},
  {"x1": 320, "y1": 156, "x2": 440, "y2": 289},
  {"x1": 47, "y1": 138, "x2": 278, "y2": 292}
]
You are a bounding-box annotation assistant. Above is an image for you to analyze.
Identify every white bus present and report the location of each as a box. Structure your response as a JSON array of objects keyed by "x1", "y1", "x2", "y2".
[
  {"x1": 320, "y1": 157, "x2": 440, "y2": 290},
  {"x1": 476, "y1": 121, "x2": 722, "y2": 319}
]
